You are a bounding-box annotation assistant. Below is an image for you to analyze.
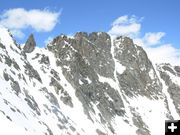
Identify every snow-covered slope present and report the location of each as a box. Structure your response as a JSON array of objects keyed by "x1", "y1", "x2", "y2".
[{"x1": 0, "y1": 27, "x2": 179, "y2": 135}]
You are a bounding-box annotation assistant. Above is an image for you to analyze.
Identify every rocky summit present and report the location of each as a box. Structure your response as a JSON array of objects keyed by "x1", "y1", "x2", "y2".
[
  {"x1": 23, "y1": 34, "x2": 36, "y2": 53},
  {"x1": 0, "y1": 27, "x2": 180, "y2": 135}
]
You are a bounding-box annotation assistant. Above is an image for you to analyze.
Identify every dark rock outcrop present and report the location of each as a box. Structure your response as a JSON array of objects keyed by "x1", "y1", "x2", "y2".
[
  {"x1": 114, "y1": 36, "x2": 162, "y2": 98},
  {"x1": 23, "y1": 34, "x2": 36, "y2": 53},
  {"x1": 157, "y1": 64, "x2": 180, "y2": 115},
  {"x1": 1, "y1": 27, "x2": 179, "y2": 135}
]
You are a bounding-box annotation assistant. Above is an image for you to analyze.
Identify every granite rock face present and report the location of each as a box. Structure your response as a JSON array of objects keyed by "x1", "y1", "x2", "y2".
[
  {"x1": 113, "y1": 36, "x2": 162, "y2": 98},
  {"x1": 0, "y1": 27, "x2": 179, "y2": 135},
  {"x1": 23, "y1": 34, "x2": 36, "y2": 53},
  {"x1": 48, "y1": 33, "x2": 124, "y2": 129},
  {"x1": 157, "y1": 64, "x2": 180, "y2": 115},
  {"x1": 47, "y1": 32, "x2": 178, "y2": 134}
]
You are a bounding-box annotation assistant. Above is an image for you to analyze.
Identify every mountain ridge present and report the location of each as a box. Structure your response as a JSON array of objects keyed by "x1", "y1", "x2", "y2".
[{"x1": 0, "y1": 26, "x2": 180, "y2": 135}]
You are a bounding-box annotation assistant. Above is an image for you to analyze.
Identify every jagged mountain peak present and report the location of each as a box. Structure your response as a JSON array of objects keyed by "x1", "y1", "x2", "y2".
[
  {"x1": 115, "y1": 36, "x2": 133, "y2": 44},
  {"x1": 51, "y1": 32, "x2": 111, "y2": 47},
  {"x1": 74, "y1": 32, "x2": 111, "y2": 42},
  {"x1": 49, "y1": 32, "x2": 138, "y2": 59},
  {"x1": 23, "y1": 34, "x2": 36, "y2": 53},
  {"x1": 0, "y1": 26, "x2": 180, "y2": 135}
]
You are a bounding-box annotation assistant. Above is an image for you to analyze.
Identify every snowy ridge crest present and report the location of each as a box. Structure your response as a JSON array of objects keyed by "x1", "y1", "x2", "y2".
[{"x1": 0, "y1": 27, "x2": 180, "y2": 135}]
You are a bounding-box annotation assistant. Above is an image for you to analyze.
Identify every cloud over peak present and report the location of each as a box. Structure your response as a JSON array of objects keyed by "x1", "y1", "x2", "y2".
[
  {"x1": 108, "y1": 15, "x2": 142, "y2": 38},
  {"x1": 109, "y1": 15, "x2": 180, "y2": 66},
  {"x1": 0, "y1": 8, "x2": 60, "y2": 38},
  {"x1": 143, "y1": 32, "x2": 165, "y2": 46}
]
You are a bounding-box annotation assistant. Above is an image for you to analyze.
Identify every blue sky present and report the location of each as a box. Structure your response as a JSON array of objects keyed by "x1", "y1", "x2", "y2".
[
  {"x1": 0, "y1": 0, "x2": 180, "y2": 65},
  {"x1": 0, "y1": 0, "x2": 179, "y2": 48}
]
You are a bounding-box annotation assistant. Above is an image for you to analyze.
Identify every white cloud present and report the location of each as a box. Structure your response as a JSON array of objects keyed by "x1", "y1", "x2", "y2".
[
  {"x1": 109, "y1": 15, "x2": 180, "y2": 66},
  {"x1": 11, "y1": 29, "x2": 25, "y2": 39},
  {"x1": 133, "y1": 38, "x2": 144, "y2": 46},
  {"x1": 108, "y1": 15, "x2": 142, "y2": 38},
  {"x1": 112, "y1": 15, "x2": 128, "y2": 26},
  {"x1": 134, "y1": 32, "x2": 165, "y2": 47},
  {"x1": 0, "y1": 8, "x2": 60, "y2": 38},
  {"x1": 134, "y1": 34, "x2": 180, "y2": 66},
  {"x1": 144, "y1": 32, "x2": 165, "y2": 46},
  {"x1": 44, "y1": 36, "x2": 53, "y2": 45},
  {"x1": 144, "y1": 44, "x2": 180, "y2": 65}
]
